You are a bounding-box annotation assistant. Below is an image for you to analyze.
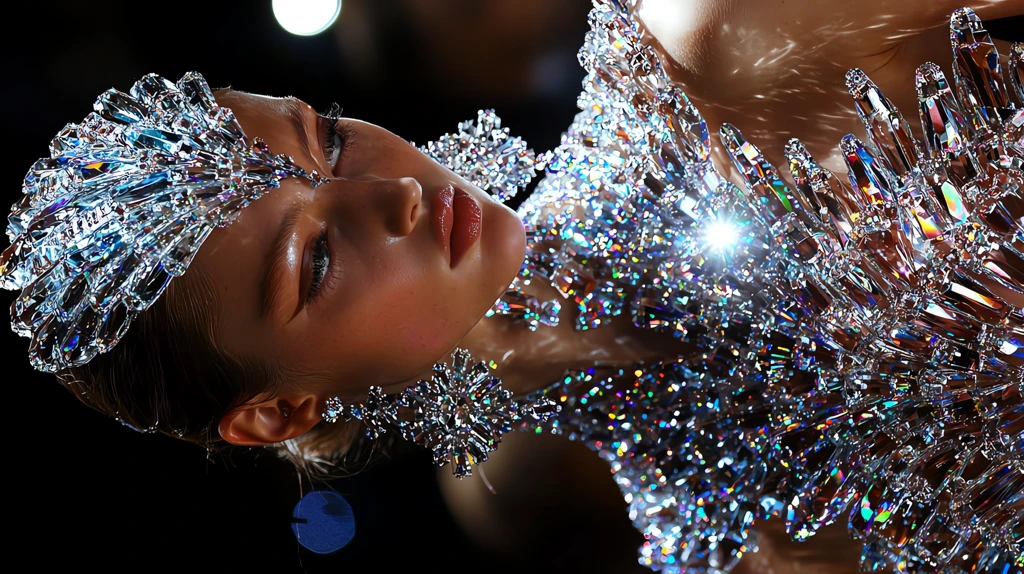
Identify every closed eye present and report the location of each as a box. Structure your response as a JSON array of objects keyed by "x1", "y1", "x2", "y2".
[
  {"x1": 319, "y1": 114, "x2": 360, "y2": 171},
  {"x1": 323, "y1": 120, "x2": 342, "y2": 167},
  {"x1": 306, "y1": 227, "x2": 331, "y2": 304},
  {"x1": 318, "y1": 115, "x2": 357, "y2": 172}
]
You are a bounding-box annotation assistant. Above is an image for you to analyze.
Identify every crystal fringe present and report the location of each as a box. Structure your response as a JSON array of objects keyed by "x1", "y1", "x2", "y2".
[
  {"x1": 1, "y1": 72, "x2": 320, "y2": 372},
  {"x1": 420, "y1": 109, "x2": 543, "y2": 202}
]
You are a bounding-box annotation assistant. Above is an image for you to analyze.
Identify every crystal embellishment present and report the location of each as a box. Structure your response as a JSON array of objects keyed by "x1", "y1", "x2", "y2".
[
  {"x1": 0, "y1": 72, "x2": 320, "y2": 372},
  {"x1": 323, "y1": 348, "x2": 558, "y2": 478},
  {"x1": 420, "y1": 109, "x2": 542, "y2": 202},
  {"x1": 493, "y1": 2, "x2": 1023, "y2": 572}
]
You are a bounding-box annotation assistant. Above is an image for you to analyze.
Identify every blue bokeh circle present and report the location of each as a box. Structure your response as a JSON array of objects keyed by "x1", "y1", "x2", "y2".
[{"x1": 292, "y1": 490, "x2": 356, "y2": 554}]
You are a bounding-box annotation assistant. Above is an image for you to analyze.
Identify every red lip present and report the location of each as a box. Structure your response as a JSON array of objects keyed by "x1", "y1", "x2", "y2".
[
  {"x1": 451, "y1": 187, "x2": 482, "y2": 267},
  {"x1": 433, "y1": 185, "x2": 455, "y2": 265},
  {"x1": 431, "y1": 185, "x2": 481, "y2": 268}
]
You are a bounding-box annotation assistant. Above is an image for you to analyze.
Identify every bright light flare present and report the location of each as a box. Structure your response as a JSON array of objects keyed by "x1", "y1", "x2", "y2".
[
  {"x1": 273, "y1": 0, "x2": 341, "y2": 36},
  {"x1": 704, "y1": 220, "x2": 740, "y2": 251}
]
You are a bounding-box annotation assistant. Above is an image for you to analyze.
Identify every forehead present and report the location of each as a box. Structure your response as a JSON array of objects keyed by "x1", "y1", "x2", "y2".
[{"x1": 215, "y1": 90, "x2": 314, "y2": 159}]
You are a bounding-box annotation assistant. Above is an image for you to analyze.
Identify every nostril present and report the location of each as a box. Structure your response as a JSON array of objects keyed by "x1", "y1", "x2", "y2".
[
  {"x1": 409, "y1": 203, "x2": 420, "y2": 226},
  {"x1": 390, "y1": 177, "x2": 422, "y2": 236}
]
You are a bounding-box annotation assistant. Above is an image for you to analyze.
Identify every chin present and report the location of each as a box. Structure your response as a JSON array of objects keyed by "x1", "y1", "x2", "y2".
[{"x1": 486, "y1": 201, "x2": 527, "y2": 290}]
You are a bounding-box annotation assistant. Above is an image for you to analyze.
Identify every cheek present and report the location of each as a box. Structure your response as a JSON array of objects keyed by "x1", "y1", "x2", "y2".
[
  {"x1": 371, "y1": 274, "x2": 457, "y2": 352},
  {"x1": 320, "y1": 248, "x2": 468, "y2": 383},
  {"x1": 392, "y1": 301, "x2": 465, "y2": 359},
  {"x1": 348, "y1": 294, "x2": 467, "y2": 385},
  {"x1": 297, "y1": 205, "x2": 523, "y2": 386}
]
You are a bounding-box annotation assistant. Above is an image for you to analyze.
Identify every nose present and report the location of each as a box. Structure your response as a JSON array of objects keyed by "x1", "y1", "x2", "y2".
[
  {"x1": 380, "y1": 177, "x2": 422, "y2": 237},
  {"x1": 333, "y1": 176, "x2": 422, "y2": 238}
]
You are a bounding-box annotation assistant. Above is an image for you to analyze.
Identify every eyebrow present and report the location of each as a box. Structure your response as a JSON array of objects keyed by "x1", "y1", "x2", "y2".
[
  {"x1": 260, "y1": 200, "x2": 308, "y2": 321},
  {"x1": 284, "y1": 97, "x2": 316, "y2": 164}
]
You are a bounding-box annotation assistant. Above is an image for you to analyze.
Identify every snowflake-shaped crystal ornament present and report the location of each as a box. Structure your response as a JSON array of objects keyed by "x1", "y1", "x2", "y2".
[
  {"x1": 322, "y1": 348, "x2": 558, "y2": 478},
  {"x1": 420, "y1": 109, "x2": 542, "y2": 202},
  {"x1": 0, "y1": 72, "x2": 321, "y2": 373}
]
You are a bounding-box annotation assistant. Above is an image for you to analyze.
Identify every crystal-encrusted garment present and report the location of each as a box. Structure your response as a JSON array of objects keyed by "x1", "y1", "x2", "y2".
[{"x1": 490, "y1": 1, "x2": 1023, "y2": 572}]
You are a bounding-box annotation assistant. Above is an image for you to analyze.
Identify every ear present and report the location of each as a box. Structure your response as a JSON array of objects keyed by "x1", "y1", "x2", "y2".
[{"x1": 218, "y1": 394, "x2": 322, "y2": 446}]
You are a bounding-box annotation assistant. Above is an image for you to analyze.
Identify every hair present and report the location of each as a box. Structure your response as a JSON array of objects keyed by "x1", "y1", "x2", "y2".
[{"x1": 56, "y1": 267, "x2": 370, "y2": 477}]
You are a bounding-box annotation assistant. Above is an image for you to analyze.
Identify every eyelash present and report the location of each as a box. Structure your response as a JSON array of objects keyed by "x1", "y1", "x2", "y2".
[
  {"x1": 306, "y1": 228, "x2": 334, "y2": 304},
  {"x1": 321, "y1": 115, "x2": 356, "y2": 171},
  {"x1": 303, "y1": 104, "x2": 350, "y2": 306}
]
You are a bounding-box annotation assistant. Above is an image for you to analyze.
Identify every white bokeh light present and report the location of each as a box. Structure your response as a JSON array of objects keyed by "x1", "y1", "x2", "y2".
[
  {"x1": 272, "y1": 0, "x2": 341, "y2": 36},
  {"x1": 704, "y1": 220, "x2": 740, "y2": 251}
]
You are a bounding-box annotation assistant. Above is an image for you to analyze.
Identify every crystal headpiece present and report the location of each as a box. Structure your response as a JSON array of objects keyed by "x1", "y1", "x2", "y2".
[
  {"x1": 0, "y1": 72, "x2": 320, "y2": 372},
  {"x1": 323, "y1": 348, "x2": 558, "y2": 478}
]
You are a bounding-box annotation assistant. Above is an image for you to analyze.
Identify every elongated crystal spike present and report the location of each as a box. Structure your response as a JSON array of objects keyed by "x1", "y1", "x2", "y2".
[
  {"x1": 840, "y1": 135, "x2": 897, "y2": 206},
  {"x1": 784, "y1": 139, "x2": 859, "y2": 246},
  {"x1": 719, "y1": 123, "x2": 799, "y2": 222},
  {"x1": 1010, "y1": 43, "x2": 1023, "y2": 103},
  {"x1": 916, "y1": 62, "x2": 981, "y2": 187},
  {"x1": 846, "y1": 68, "x2": 921, "y2": 176},
  {"x1": 950, "y1": 7, "x2": 1013, "y2": 130}
]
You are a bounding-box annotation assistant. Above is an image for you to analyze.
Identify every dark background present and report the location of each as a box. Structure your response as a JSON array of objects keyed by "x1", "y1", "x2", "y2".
[{"x1": 2, "y1": 2, "x2": 1021, "y2": 573}]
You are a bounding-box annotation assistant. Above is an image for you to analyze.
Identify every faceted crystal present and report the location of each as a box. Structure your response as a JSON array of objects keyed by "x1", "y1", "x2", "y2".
[
  {"x1": 1, "y1": 72, "x2": 317, "y2": 372},
  {"x1": 950, "y1": 8, "x2": 1014, "y2": 130},
  {"x1": 498, "y1": 3, "x2": 1022, "y2": 572},
  {"x1": 325, "y1": 349, "x2": 557, "y2": 478},
  {"x1": 420, "y1": 109, "x2": 541, "y2": 202}
]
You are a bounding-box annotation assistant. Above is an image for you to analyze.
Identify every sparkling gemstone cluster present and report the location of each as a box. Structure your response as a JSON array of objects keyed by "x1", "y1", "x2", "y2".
[
  {"x1": 491, "y1": 1, "x2": 1022, "y2": 571},
  {"x1": 324, "y1": 348, "x2": 558, "y2": 478},
  {"x1": 1, "y1": 72, "x2": 319, "y2": 372}
]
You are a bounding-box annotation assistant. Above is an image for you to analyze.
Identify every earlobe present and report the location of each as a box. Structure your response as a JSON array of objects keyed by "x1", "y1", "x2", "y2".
[{"x1": 218, "y1": 395, "x2": 322, "y2": 446}]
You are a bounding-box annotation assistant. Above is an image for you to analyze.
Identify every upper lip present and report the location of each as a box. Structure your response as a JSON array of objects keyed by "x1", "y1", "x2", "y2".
[
  {"x1": 448, "y1": 186, "x2": 482, "y2": 268},
  {"x1": 433, "y1": 185, "x2": 455, "y2": 266}
]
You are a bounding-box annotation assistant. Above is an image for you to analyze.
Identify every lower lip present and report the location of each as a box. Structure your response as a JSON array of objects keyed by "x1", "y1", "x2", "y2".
[
  {"x1": 450, "y1": 187, "x2": 482, "y2": 267},
  {"x1": 432, "y1": 186, "x2": 482, "y2": 268}
]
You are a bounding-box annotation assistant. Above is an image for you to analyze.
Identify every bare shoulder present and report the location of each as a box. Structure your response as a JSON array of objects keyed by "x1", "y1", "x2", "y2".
[
  {"x1": 633, "y1": 0, "x2": 1021, "y2": 171},
  {"x1": 636, "y1": 0, "x2": 1020, "y2": 78}
]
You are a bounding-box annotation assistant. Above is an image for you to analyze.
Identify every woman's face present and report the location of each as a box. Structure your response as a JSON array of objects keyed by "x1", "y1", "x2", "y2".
[{"x1": 193, "y1": 90, "x2": 526, "y2": 409}]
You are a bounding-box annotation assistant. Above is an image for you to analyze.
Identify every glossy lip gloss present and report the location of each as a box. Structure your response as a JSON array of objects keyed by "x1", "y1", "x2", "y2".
[
  {"x1": 450, "y1": 186, "x2": 482, "y2": 268},
  {"x1": 432, "y1": 185, "x2": 455, "y2": 266}
]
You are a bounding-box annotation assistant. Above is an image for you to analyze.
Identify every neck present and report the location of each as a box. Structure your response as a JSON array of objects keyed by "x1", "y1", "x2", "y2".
[
  {"x1": 458, "y1": 311, "x2": 565, "y2": 396},
  {"x1": 460, "y1": 282, "x2": 694, "y2": 397}
]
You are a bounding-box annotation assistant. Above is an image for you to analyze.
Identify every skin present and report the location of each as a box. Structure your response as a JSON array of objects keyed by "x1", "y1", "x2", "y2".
[
  {"x1": 635, "y1": 0, "x2": 1021, "y2": 173},
  {"x1": 196, "y1": 89, "x2": 527, "y2": 446}
]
